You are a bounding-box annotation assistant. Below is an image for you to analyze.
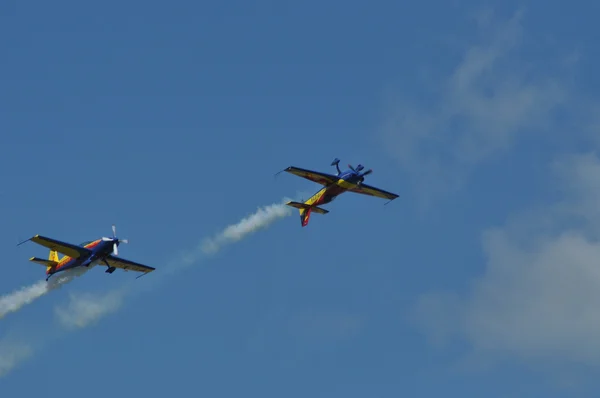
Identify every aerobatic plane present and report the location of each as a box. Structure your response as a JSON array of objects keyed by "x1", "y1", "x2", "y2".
[
  {"x1": 278, "y1": 158, "x2": 399, "y2": 227},
  {"x1": 17, "y1": 225, "x2": 155, "y2": 281}
]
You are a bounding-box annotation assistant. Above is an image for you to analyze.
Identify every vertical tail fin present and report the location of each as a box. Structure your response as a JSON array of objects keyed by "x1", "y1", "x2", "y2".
[
  {"x1": 49, "y1": 250, "x2": 59, "y2": 262},
  {"x1": 299, "y1": 207, "x2": 311, "y2": 227},
  {"x1": 285, "y1": 188, "x2": 329, "y2": 227},
  {"x1": 48, "y1": 250, "x2": 59, "y2": 273}
]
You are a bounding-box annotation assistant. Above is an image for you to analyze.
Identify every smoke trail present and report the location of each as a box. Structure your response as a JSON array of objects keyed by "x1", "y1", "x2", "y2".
[
  {"x1": 201, "y1": 199, "x2": 293, "y2": 254},
  {"x1": 0, "y1": 198, "x2": 294, "y2": 377},
  {"x1": 0, "y1": 266, "x2": 91, "y2": 320},
  {"x1": 55, "y1": 289, "x2": 125, "y2": 329},
  {"x1": 52, "y1": 198, "x2": 294, "y2": 331},
  {"x1": 0, "y1": 340, "x2": 33, "y2": 377}
]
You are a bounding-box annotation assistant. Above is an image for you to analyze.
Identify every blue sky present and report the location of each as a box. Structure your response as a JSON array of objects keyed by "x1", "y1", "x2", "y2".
[{"x1": 2, "y1": 1, "x2": 600, "y2": 396}]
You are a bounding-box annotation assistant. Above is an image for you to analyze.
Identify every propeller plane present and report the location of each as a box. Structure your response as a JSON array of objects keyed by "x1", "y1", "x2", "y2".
[
  {"x1": 278, "y1": 158, "x2": 399, "y2": 227},
  {"x1": 17, "y1": 225, "x2": 155, "y2": 281}
]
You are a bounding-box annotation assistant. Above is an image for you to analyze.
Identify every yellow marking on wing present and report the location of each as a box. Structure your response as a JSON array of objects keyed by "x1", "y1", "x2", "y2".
[{"x1": 336, "y1": 179, "x2": 357, "y2": 189}]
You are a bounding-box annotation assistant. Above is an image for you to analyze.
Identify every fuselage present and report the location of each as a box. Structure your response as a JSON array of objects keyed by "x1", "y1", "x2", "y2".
[
  {"x1": 306, "y1": 169, "x2": 364, "y2": 207},
  {"x1": 47, "y1": 239, "x2": 120, "y2": 276}
]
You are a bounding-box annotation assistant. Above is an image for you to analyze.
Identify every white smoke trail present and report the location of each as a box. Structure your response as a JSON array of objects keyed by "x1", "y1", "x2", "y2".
[
  {"x1": 0, "y1": 266, "x2": 91, "y2": 320},
  {"x1": 55, "y1": 199, "x2": 294, "y2": 324},
  {"x1": 0, "y1": 198, "x2": 295, "y2": 377},
  {"x1": 51, "y1": 198, "x2": 294, "y2": 331},
  {"x1": 201, "y1": 199, "x2": 293, "y2": 254},
  {"x1": 55, "y1": 289, "x2": 125, "y2": 329},
  {"x1": 0, "y1": 340, "x2": 33, "y2": 377}
]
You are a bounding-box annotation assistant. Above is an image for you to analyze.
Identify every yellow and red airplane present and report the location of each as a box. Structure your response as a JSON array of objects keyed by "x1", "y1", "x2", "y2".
[
  {"x1": 279, "y1": 158, "x2": 399, "y2": 227},
  {"x1": 18, "y1": 225, "x2": 155, "y2": 281}
]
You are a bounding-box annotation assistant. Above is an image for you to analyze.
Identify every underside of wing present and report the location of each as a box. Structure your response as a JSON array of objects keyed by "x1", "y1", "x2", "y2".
[
  {"x1": 283, "y1": 166, "x2": 338, "y2": 186},
  {"x1": 29, "y1": 235, "x2": 91, "y2": 258},
  {"x1": 349, "y1": 183, "x2": 399, "y2": 200},
  {"x1": 104, "y1": 255, "x2": 155, "y2": 274}
]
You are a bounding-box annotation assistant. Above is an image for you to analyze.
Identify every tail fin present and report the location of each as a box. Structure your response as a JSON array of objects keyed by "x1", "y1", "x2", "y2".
[
  {"x1": 285, "y1": 201, "x2": 329, "y2": 227},
  {"x1": 49, "y1": 250, "x2": 59, "y2": 262},
  {"x1": 25, "y1": 250, "x2": 60, "y2": 274}
]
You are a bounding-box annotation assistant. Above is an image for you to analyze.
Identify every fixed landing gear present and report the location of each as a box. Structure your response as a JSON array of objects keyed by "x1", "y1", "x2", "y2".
[
  {"x1": 331, "y1": 158, "x2": 341, "y2": 175},
  {"x1": 103, "y1": 259, "x2": 116, "y2": 274}
]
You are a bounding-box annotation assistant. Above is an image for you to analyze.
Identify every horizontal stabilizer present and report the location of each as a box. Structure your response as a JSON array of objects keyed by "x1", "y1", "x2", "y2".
[
  {"x1": 29, "y1": 257, "x2": 58, "y2": 267},
  {"x1": 286, "y1": 201, "x2": 329, "y2": 214}
]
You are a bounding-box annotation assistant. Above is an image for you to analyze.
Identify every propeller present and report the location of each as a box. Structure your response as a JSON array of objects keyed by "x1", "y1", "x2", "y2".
[
  {"x1": 101, "y1": 224, "x2": 128, "y2": 256},
  {"x1": 349, "y1": 164, "x2": 365, "y2": 172},
  {"x1": 349, "y1": 163, "x2": 372, "y2": 180}
]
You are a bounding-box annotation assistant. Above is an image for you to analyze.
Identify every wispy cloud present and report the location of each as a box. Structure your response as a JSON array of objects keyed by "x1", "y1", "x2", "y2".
[
  {"x1": 382, "y1": 9, "x2": 569, "y2": 202},
  {"x1": 383, "y1": 7, "x2": 600, "y2": 377},
  {"x1": 415, "y1": 152, "x2": 600, "y2": 367}
]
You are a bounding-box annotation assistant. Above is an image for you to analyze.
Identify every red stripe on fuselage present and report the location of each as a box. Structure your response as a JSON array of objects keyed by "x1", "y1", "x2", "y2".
[
  {"x1": 52, "y1": 239, "x2": 102, "y2": 273},
  {"x1": 315, "y1": 184, "x2": 346, "y2": 205}
]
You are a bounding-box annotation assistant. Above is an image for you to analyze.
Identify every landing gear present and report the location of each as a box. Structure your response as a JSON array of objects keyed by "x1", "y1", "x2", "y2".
[
  {"x1": 103, "y1": 260, "x2": 116, "y2": 274},
  {"x1": 331, "y1": 158, "x2": 341, "y2": 175}
]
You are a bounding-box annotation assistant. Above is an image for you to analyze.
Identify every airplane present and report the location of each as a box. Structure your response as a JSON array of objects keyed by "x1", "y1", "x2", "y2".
[
  {"x1": 278, "y1": 158, "x2": 399, "y2": 227},
  {"x1": 17, "y1": 225, "x2": 155, "y2": 281}
]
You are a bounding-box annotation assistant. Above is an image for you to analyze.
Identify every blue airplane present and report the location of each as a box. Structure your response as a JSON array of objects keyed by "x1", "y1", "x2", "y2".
[
  {"x1": 18, "y1": 225, "x2": 155, "y2": 281},
  {"x1": 279, "y1": 158, "x2": 399, "y2": 226}
]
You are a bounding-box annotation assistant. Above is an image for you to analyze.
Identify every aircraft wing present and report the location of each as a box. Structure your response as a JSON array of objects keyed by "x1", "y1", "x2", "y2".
[
  {"x1": 104, "y1": 255, "x2": 155, "y2": 274},
  {"x1": 24, "y1": 235, "x2": 92, "y2": 259},
  {"x1": 283, "y1": 166, "x2": 339, "y2": 186},
  {"x1": 348, "y1": 183, "x2": 399, "y2": 201}
]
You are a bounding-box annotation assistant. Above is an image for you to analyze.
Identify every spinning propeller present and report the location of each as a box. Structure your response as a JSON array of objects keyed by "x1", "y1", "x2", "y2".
[
  {"x1": 101, "y1": 224, "x2": 128, "y2": 256},
  {"x1": 348, "y1": 163, "x2": 373, "y2": 178}
]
